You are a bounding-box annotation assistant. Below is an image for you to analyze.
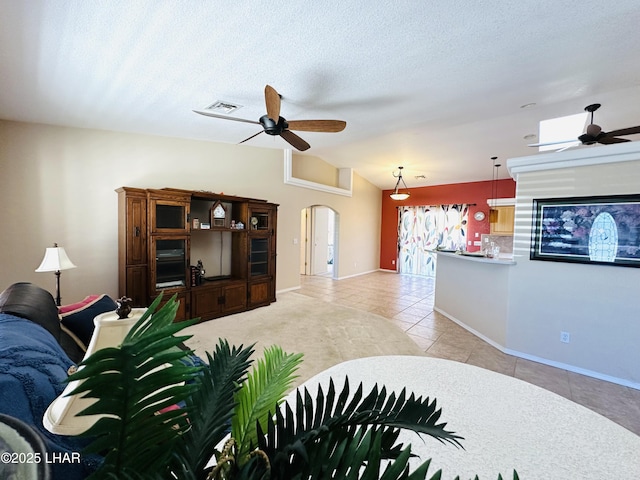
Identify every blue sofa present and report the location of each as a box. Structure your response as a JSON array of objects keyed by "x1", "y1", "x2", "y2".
[{"x1": 0, "y1": 283, "x2": 101, "y2": 479}]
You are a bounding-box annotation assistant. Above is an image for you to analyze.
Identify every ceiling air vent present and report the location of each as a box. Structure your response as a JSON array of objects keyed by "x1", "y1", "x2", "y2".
[{"x1": 205, "y1": 101, "x2": 243, "y2": 114}]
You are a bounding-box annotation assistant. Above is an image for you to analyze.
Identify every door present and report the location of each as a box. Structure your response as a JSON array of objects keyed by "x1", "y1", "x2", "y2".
[
  {"x1": 149, "y1": 198, "x2": 190, "y2": 234},
  {"x1": 223, "y1": 283, "x2": 247, "y2": 313},
  {"x1": 300, "y1": 206, "x2": 338, "y2": 278},
  {"x1": 397, "y1": 204, "x2": 469, "y2": 276},
  {"x1": 125, "y1": 195, "x2": 147, "y2": 265},
  {"x1": 490, "y1": 205, "x2": 515, "y2": 234},
  {"x1": 311, "y1": 207, "x2": 329, "y2": 275},
  {"x1": 248, "y1": 281, "x2": 270, "y2": 308},
  {"x1": 150, "y1": 236, "x2": 189, "y2": 291},
  {"x1": 191, "y1": 284, "x2": 223, "y2": 319},
  {"x1": 249, "y1": 237, "x2": 270, "y2": 277}
]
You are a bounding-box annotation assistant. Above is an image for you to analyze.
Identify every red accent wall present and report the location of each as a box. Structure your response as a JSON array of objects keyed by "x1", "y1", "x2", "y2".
[{"x1": 380, "y1": 179, "x2": 516, "y2": 270}]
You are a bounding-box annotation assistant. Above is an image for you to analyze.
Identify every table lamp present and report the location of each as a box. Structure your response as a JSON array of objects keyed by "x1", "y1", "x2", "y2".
[
  {"x1": 43, "y1": 308, "x2": 146, "y2": 435},
  {"x1": 35, "y1": 243, "x2": 76, "y2": 306}
]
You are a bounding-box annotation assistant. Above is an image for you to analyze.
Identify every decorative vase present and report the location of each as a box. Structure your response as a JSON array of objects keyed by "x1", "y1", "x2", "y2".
[{"x1": 115, "y1": 297, "x2": 133, "y2": 319}]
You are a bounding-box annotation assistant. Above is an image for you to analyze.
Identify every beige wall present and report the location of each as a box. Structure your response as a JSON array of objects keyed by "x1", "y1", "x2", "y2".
[
  {"x1": 0, "y1": 120, "x2": 381, "y2": 303},
  {"x1": 291, "y1": 153, "x2": 339, "y2": 187},
  {"x1": 508, "y1": 158, "x2": 640, "y2": 385}
]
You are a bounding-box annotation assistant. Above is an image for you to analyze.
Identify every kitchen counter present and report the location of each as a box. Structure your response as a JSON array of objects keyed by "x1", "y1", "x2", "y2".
[
  {"x1": 434, "y1": 251, "x2": 514, "y2": 347},
  {"x1": 436, "y1": 250, "x2": 516, "y2": 265}
]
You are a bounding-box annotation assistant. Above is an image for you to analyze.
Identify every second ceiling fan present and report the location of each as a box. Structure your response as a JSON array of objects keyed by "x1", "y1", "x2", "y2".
[
  {"x1": 194, "y1": 85, "x2": 346, "y2": 151},
  {"x1": 529, "y1": 103, "x2": 640, "y2": 149}
]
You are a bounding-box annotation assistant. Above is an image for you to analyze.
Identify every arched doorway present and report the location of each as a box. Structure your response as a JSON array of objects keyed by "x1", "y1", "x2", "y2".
[{"x1": 300, "y1": 205, "x2": 339, "y2": 278}]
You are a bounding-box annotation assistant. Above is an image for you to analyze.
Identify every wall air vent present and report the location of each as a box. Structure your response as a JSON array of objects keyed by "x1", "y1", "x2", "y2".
[{"x1": 205, "y1": 101, "x2": 243, "y2": 114}]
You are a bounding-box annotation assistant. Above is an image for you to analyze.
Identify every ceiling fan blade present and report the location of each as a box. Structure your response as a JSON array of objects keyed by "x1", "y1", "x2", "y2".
[
  {"x1": 603, "y1": 126, "x2": 640, "y2": 137},
  {"x1": 193, "y1": 110, "x2": 260, "y2": 125},
  {"x1": 555, "y1": 142, "x2": 580, "y2": 152},
  {"x1": 264, "y1": 85, "x2": 281, "y2": 122},
  {"x1": 598, "y1": 136, "x2": 630, "y2": 145},
  {"x1": 280, "y1": 129, "x2": 310, "y2": 151},
  {"x1": 528, "y1": 139, "x2": 576, "y2": 147},
  {"x1": 287, "y1": 119, "x2": 347, "y2": 133},
  {"x1": 238, "y1": 130, "x2": 264, "y2": 144}
]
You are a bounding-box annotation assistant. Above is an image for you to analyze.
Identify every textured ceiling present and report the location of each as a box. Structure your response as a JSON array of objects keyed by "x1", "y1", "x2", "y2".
[{"x1": 2, "y1": 1, "x2": 640, "y2": 189}]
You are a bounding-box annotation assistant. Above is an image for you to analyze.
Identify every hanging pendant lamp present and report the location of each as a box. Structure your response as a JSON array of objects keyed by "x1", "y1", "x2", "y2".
[
  {"x1": 489, "y1": 157, "x2": 500, "y2": 223},
  {"x1": 390, "y1": 166, "x2": 411, "y2": 201}
]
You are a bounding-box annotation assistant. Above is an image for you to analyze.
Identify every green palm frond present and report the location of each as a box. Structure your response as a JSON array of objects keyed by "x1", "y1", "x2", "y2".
[
  {"x1": 62, "y1": 292, "x2": 518, "y2": 480},
  {"x1": 171, "y1": 339, "x2": 255, "y2": 480},
  {"x1": 255, "y1": 377, "x2": 463, "y2": 479},
  {"x1": 317, "y1": 426, "x2": 441, "y2": 480},
  {"x1": 66, "y1": 294, "x2": 202, "y2": 478},
  {"x1": 231, "y1": 345, "x2": 303, "y2": 462},
  {"x1": 244, "y1": 423, "x2": 442, "y2": 480}
]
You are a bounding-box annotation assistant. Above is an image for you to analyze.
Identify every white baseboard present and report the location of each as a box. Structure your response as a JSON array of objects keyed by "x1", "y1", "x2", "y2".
[
  {"x1": 336, "y1": 269, "x2": 379, "y2": 280},
  {"x1": 278, "y1": 270, "x2": 380, "y2": 295},
  {"x1": 434, "y1": 307, "x2": 640, "y2": 391},
  {"x1": 276, "y1": 286, "x2": 301, "y2": 295}
]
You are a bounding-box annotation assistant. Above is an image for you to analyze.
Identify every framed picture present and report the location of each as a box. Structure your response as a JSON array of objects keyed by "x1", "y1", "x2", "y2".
[{"x1": 530, "y1": 194, "x2": 640, "y2": 267}]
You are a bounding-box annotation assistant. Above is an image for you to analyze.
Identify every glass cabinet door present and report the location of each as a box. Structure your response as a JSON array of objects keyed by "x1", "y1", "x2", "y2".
[
  {"x1": 249, "y1": 237, "x2": 269, "y2": 277},
  {"x1": 153, "y1": 237, "x2": 187, "y2": 289},
  {"x1": 150, "y1": 199, "x2": 190, "y2": 234},
  {"x1": 248, "y1": 206, "x2": 271, "y2": 232}
]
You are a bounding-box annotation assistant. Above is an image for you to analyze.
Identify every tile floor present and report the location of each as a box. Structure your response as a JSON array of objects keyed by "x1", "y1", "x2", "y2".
[{"x1": 298, "y1": 271, "x2": 640, "y2": 436}]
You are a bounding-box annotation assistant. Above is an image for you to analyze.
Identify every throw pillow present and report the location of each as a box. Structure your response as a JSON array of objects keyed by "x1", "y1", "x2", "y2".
[
  {"x1": 59, "y1": 295, "x2": 118, "y2": 346},
  {"x1": 58, "y1": 295, "x2": 102, "y2": 315}
]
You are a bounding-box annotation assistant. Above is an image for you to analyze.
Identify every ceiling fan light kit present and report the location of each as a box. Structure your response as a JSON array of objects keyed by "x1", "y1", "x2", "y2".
[
  {"x1": 528, "y1": 103, "x2": 640, "y2": 149},
  {"x1": 194, "y1": 84, "x2": 346, "y2": 151},
  {"x1": 390, "y1": 166, "x2": 411, "y2": 201}
]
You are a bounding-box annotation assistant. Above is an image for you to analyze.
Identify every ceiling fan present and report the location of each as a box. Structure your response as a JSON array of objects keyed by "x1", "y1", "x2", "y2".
[
  {"x1": 529, "y1": 103, "x2": 640, "y2": 149},
  {"x1": 193, "y1": 85, "x2": 346, "y2": 151}
]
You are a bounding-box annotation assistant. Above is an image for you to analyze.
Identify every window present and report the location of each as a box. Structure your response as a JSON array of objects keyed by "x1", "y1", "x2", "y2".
[
  {"x1": 397, "y1": 204, "x2": 468, "y2": 276},
  {"x1": 538, "y1": 112, "x2": 588, "y2": 151}
]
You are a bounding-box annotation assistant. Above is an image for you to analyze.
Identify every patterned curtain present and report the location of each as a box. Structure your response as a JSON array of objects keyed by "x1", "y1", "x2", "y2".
[{"x1": 397, "y1": 204, "x2": 469, "y2": 276}]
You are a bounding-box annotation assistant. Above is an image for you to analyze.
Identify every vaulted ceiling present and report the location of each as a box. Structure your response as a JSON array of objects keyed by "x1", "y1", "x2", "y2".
[{"x1": 2, "y1": 1, "x2": 640, "y2": 189}]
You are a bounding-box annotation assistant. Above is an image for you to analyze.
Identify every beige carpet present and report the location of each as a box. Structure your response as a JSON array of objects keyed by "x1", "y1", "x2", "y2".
[{"x1": 182, "y1": 292, "x2": 425, "y2": 386}]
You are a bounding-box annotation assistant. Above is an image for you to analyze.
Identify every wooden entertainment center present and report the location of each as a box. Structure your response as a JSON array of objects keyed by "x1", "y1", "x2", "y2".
[{"x1": 117, "y1": 187, "x2": 278, "y2": 322}]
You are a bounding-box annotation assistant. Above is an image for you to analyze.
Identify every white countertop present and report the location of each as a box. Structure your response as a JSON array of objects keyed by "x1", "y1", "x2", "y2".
[{"x1": 436, "y1": 250, "x2": 516, "y2": 265}]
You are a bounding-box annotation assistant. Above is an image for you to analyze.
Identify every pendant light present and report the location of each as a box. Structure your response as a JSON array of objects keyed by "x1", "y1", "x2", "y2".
[
  {"x1": 390, "y1": 166, "x2": 411, "y2": 201},
  {"x1": 489, "y1": 157, "x2": 500, "y2": 223}
]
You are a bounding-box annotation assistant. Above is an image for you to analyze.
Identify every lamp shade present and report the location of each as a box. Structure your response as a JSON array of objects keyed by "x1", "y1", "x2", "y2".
[
  {"x1": 390, "y1": 192, "x2": 410, "y2": 201},
  {"x1": 35, "y1": 244, "x2": 76, "y2": 272},
  {"x1": 390, "y1": 166, "x2": 411, "y2": 201},
  {"x1": 43, "y1": 309, "x2": 146, "y2": 435}
]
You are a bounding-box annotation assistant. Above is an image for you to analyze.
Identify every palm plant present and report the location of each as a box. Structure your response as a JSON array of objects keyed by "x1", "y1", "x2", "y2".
[{"x1": 68, "y1": 294, "x2": 517, "y2": 480}]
